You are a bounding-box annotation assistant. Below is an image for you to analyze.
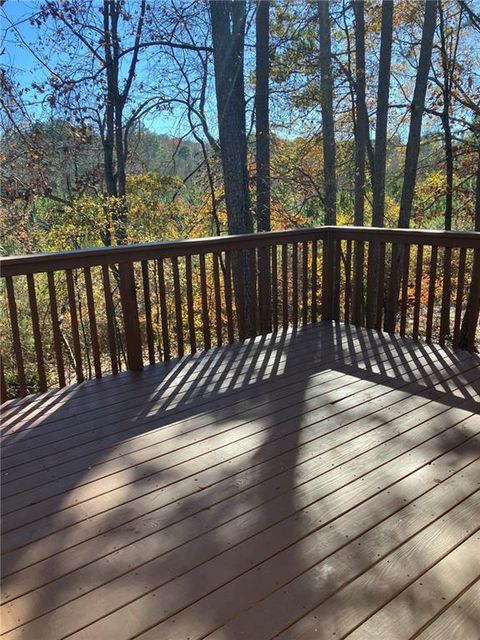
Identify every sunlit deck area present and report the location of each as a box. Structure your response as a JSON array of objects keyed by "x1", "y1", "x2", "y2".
[{"x1": 1, "y1": 322, "x2": 479, "y2": 640}]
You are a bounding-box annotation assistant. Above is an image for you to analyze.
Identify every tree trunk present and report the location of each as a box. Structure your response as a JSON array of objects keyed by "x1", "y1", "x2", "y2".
[
  {"x1": 385, "y1": 0, "x2": 437, "y2": 333},
  {"x1": 366, "y1": 0, "x2": 393, "y2": 328},
  {"x1": 398, "y1": 0, "x2": 438, "y2": 228},
  {"x1": 458, "y1": 150, "x2": 480, "y2": 350},
  {"x1": 351, "y1": 0, "x2": 368, "y2": 326},
  {"x1": 255, "y1": 0, "x2": 272, "y2": 333},
  {"x1": 210, "y1": 0, "x2": 254, "y2": 335},
  {"x1": 318, "y1": 0, "x2": 336, "y2": 226}
]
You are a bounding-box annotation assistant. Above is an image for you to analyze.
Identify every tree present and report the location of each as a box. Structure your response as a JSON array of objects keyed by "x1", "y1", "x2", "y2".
[
  {"x1": 366, "y1": 0, "x2": 393, "y2": 328},
  {"x1": 210, "y1": 0, "x2": 254, "y2": 335},
  {"x1": 318, "y1": 0, "x2": 336, "y2": 225},
  {"x1": 398, "y1": 0, "x2": 438, "y2": 228},
  {"x1": 255, "y1": 0, "x2": 272, "y2": 333},
  {"x1": 210, "y1": 0, "x2": 252, "y2": 237},
  {"x1": 351, "y1": 0, "x2": 369, "y2": 326}
]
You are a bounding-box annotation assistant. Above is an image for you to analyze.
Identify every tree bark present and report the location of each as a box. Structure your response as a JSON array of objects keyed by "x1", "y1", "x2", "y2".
[
  {"x1": 351, "y1": 0, "x2": 368, "y2": 326},
  {"x1": 366, "y1": 0, "x2": 393, "y2": 328},
  {"x1": 398, "y1": 0, "x2": 438, "y2": 228},
  {"x1": 318, "y1": 0, "x2": 336, "y2": 226},
  {"x1": 210, "y1": 0, "x2": 254, "y2": 335},
  {"x1": 255, "y1": 0, "x2": 272, "y2": 333},
  {"x1": 458, "y1": 150, "x2": 480, "y2": 350}
]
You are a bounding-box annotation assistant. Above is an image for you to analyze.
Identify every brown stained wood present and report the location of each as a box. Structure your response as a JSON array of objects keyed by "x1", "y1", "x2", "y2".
[
  {"x1": 141, "y1": 262, "x2": 155, "y2": 365},
  {"x1": 26, "y1": 273, "x2": 47, "y2": 392},
  {"x1": 83, "y1": 268, "x2": 102, "y2": 378},
  {"x1": 224, "y1": 252, "x2": 234, "y2": 344},
  {"x1": 375, "y1": 242, "x2": 386, "y2": 331},
  {"x1": 282, "y1": 243, "x2": 289, "y2": 328},
  {"x1": 1, "y1": 325, "x2": 478, "y2": 640},
  {"x1": 291, "y1": 243, "x2": 298, "y2": 328},
  {"x1": 47, "y1": 272, "x2": 66, "y2": 387},
  {"x1": 213, "y1": 253, "x2": 223, "y2": 347},
  {"x1": 311, "y1": 241, "x2": 318, "y2": 323},
  {"x1": 0, "y1": 358, "x2": 7, "y2": 404},
  {"x1": 235, "y1": 250, "x2": 246, "y2": 341},
  {"x1": 344, "y1": 241, "x2": 352, "y2": 324},
  {"x1": 351, "y1": 239, "x2": 365, "y2": 326},
  {"x1": 333, "y1": 239, "x2": 341, "y2": 322},
  {"x1": 3, "y1": 227, "x2": 478, "y2": 278},
  {"x1": 257, "y1": 246, "x2": 270, "y2": 335},
  {"x1": 412, "y1": 245, "x2": 424, "y2": 340},
  {"x1": 439, "y1": 246, "x2": 452, "y2": 345},
  {"x1": 118, "y1": 262, "x2": 143, "y2": 372},
  {"x1": 399, "y1": 245, "x2": 411, "y2": 338},
  {"x1": 453, "y1": 247, "x2": 467, "y2": 347},
  {"x1": 199, "y1": 253, "x2": 211, "y2": 351},
  {"x1": 385, "y1": 243, "x2": 399, "y2": 334},
  {"x1": 185, "y1": 255, "x2": 197, "y2": 353},
  {"x1": 171, "y1": 256, "x2": 184, "y2": 358},
  {"x1": 157, "y1": 259, "x2": 170, "y2": 362},
  {"x1": 101, "y1": 265, "x2": 119, "y2": 375},
  {"x1": 65, "y1": 269, "x2": 84, "y2": 384},
  {"x1": 425, "y1": 245, "x2": 438, "y2": 343},
  {"x1": 302, "y1": 242, "x2": 309, "y2": 325},
  {"x1": 271, "y1": 245, "x2": 278, "y2": 332},
  {"x1": 249, "y1": 248, "x2": 258, "y2": 337}
]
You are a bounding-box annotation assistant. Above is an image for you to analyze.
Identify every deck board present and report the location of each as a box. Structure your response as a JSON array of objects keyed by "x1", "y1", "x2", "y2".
[{"x1": 1, "y1": 322, "x2": 479, "y2": 640}]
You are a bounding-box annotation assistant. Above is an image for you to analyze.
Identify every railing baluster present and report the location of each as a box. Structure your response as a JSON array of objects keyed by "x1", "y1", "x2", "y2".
[
  {"x1": 302, "y1": 241, "x2": 308, "y2": 325},
  {"x1": 65, "y1": 269, "x2": 84, "y2": 383},
  {"x1": 171, "y1": 256, "x2": 184, "y2": 358},
  {"x1": 84, "y1": 267, "x2": 102, "y2": 377},
  {"x1": 199, "y1": 253, "x2": 211, "y2": 350},
  {"x1": 425, "y1": 245, "x2": 438, "y2": 343},
  {"x1": 412, "y1": 245, "x2": 424, "y2": 340},
  {"x1": 224, "y1": 251, "x2": 234, "y2": 343},
  {"x1": 439, "y1": 246, "x2": 452, "y2": 345},
  {"x1": 282, "y1": 243, "x2": 288, "y2": 328},
  {"x1": 271, "y1": 244, "x2": 278, "y2": 332},
  {"x1": 345, "y1": 239, "x2": 352, "y2": 324},
  {"x1": 249, "y1": 247, "x2": 258, "y2": 336},
  {"x1": 453, "y1": 247, "x2": 466, "y2": 347},
  {"x1": 399, "y1": 244, "x2": 411, "y2": 337},
  {"x1": 157, "y1": 258, "x2": 170, "y2": 361},
  {"x1": 213, "y1": 252, "x2": 223, "y2": 346},
  {"x1": 1, "y1": 358, "x2": 7, "y2": 403},
  {"x1": 141, "y1": 261, "x2": 155, "y2": 365},
  {"x1": 5, "y1": 276, "x2": 27, "y2": 396},
  {"x1": 375, "y1": 242, "x2": 386, "y2": 330},
  {"x1": 464, "y1": 248, "x2": 480, "y2": 351},
  {"x1": 333, "y1": 239, "x2": 341, "y2": 322},
  {"x1": 26, "y1": 273, "x2": 47, "y2": 392},
  {"x1": 235, "y1": 250, "x2": 246, "y2": 340},
  {"x1": 292, "y1": 242, "x2": 298, "y2": 328},
  {"x1": 101, "y1": 265, "x2": 119, "y2": 375},
  {"x1": 185, "y1": 254, "x2": 197, "y2": 353},
  {"x1": 118, "y1": 262, "x2": 143, "y2": 371},
  {"x1": 47, "y1": 271, "x2": 66, "y2": 387},
  {"x1": 321, "y1": 232, "x2": 334, "y2": 321}
]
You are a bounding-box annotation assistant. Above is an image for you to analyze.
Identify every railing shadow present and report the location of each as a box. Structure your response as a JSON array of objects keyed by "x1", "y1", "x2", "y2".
[{"x1": 1, "y1": 322, "x2": 479, "y2": 638}]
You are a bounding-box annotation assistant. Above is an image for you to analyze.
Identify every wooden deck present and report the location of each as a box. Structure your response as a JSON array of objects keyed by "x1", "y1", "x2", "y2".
[{"x1": 1, "y1": 322, "x2": 479, "y2": 640}]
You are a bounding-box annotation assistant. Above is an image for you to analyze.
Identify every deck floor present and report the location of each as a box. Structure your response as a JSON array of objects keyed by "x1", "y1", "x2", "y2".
[{"x1": 1, "y1": 322, "x2": 480, "y2": 640}]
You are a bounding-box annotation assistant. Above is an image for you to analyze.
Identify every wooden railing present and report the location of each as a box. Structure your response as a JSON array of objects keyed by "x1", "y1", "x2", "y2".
[{"x1": 1, "y1": 226, "x2": 479, "y2": 400}]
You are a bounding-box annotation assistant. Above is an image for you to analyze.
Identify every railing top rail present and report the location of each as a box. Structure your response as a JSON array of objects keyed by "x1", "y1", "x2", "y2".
[
  {"x1": 1, "y1": 226, "x2": 479, "y2": 277},
  {"x1": 0, "y1": 228, "x2": 325, "y2": 276}
]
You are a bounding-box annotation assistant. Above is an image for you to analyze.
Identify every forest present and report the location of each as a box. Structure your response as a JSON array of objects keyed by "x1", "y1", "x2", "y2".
[{"x1": 1, "y1": 0, "x2": 480, "y2": 396}]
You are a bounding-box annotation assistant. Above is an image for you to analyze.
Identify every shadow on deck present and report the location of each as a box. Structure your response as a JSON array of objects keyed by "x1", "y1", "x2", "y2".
[{"x1": 1, "y1": 322, "x2": 480, "y2": 640}]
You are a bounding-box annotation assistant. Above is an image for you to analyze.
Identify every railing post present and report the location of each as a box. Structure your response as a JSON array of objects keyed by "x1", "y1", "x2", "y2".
[{"x1": 118, "y1": 261, "x2": 143, "y2": 371}]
